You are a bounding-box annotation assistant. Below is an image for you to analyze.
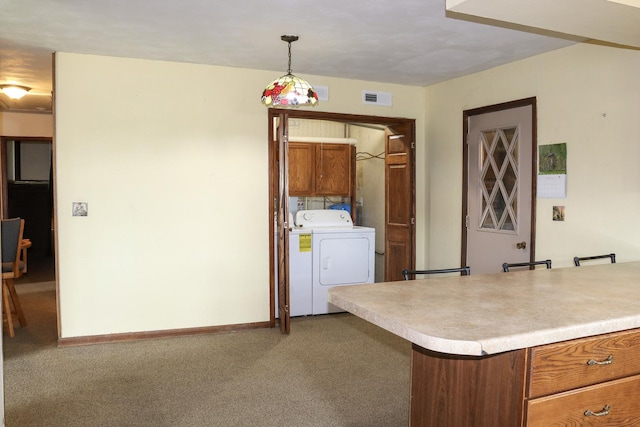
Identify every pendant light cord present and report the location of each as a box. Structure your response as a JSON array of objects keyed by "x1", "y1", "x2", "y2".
[{"x1": 287, "y1": 42, "x2": 293, "y2": 75}]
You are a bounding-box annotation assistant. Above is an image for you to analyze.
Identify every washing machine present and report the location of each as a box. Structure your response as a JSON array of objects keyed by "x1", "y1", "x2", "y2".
[
  {"x1": 287, "y1": 227, "x2": 313, "y2": 316},
  {"x1": 293, "y1": 209, "x2": 375, "y2": 315},
  {"x1": 274, "y1": 214, "x2": 313, "y2": 318}
]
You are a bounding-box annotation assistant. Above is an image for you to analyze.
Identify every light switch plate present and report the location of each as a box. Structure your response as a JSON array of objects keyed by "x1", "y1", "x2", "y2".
[{"x1": 72, "y1": 202, "x2": 88, "y2": 216}]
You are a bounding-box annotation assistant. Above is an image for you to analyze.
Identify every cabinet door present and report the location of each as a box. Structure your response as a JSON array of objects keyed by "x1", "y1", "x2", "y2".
[
  {"x1": 527, "y1": 374, "x2": 640, "y2": 427},
  {"x1": 528, "y1": 329, "x2": 640, "y2": 398},
  {"x1": 288, "y1": 142, "x2": 315, "y2": 196},
  {"x1": 316, "y1": 143, "x2": 351, "y2": 196}
]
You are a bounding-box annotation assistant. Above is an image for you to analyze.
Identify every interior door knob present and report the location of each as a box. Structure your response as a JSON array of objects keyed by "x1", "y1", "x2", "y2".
[{"x1": 516, "y1": 241, "x2": 527, "y2": 249}]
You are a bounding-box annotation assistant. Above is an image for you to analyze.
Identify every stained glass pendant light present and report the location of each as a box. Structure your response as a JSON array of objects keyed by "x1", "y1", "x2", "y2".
[{"x1": 261, "y1": 35, "x2": 318, "y2": 107}]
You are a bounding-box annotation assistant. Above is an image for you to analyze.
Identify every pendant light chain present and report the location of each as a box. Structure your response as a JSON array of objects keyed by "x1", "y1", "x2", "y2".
[{"x1": 261, "y1": 34, "x2": 318, "y2": 107}]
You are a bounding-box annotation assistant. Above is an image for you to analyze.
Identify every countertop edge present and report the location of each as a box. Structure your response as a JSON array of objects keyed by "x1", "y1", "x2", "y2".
[
  {"x1": 328, "y1": 274, "x2": 640, "y2": 357},
  {"x1": 329, "y1": 291, "x2": 485, "y2": 356}
]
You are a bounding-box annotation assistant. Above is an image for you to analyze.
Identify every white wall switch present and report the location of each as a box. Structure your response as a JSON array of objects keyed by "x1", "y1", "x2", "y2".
[{"x1": 72, "y1": 202, "x2": 88, "y2": 216}]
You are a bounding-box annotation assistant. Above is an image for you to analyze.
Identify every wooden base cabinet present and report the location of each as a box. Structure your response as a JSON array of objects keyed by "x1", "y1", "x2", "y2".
[
  {"x1": 526, "y1": 328, "x2": 640, "y2": 426},
  {"x1": 526, "y1": 375, "x2": 640, "y2": 426},
  {"x1": 410, "y1": 328, "x2": 640, "y2": 426},
  {"x1": 410, "y1": 344, "x2": 526, "y2": 426}
]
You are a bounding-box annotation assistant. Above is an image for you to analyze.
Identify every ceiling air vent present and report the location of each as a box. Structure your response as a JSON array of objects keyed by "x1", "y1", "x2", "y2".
[{"x1": 362, "y1": 90, "x2": 392, "y2": 107}]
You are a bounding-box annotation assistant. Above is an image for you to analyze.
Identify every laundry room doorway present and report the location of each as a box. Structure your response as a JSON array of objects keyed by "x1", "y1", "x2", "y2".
[{"x1": 267, "y1": 109, "x2": 415, "y2": 332}]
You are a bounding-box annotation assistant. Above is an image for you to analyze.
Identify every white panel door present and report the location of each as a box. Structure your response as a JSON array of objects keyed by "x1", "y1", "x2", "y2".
[{"x1": 467, "y1": 104, "x2": 534, "y2": 274}]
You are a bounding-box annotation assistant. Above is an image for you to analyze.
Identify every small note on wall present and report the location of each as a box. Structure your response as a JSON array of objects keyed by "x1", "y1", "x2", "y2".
[
  {"x1": 538, "y1": 143, "x2": 567, "y2": 199},
  {"x1": 538, "y1": 174, "x2": 566, "y2": 198}
]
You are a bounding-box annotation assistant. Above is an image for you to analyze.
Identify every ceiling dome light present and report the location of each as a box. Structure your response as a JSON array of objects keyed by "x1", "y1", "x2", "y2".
[
  {"x1": 261, "y1": 35, "x2": 318, "y2": 108},
  {"x1": 0, "y1": 84, "x2": 31, "y2": 99}
]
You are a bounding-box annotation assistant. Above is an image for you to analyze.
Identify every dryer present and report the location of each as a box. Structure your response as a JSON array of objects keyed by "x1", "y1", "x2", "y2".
[{"x1": 294, "y1": 209, "x2": 375, "y2": 315}]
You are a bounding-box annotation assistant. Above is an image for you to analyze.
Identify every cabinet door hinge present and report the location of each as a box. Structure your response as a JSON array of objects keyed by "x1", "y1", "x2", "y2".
[
  {"x1": 411, "y1": 141, "x2": 415, "y2": 149},
  {"x1": 411, "y1": 217, "x2": 415, "y2": 225},
  {"x1": 465, "y1": 215, "x2": 470, "y2": 228}
]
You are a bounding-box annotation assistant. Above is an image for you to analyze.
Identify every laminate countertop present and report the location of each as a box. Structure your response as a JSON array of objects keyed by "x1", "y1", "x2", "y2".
[{"x1": 328, "y1": 261, "x2": 640, "y2": 356}]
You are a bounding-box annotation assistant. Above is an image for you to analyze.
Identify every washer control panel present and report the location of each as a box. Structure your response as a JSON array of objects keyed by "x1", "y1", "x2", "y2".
[{"x1": 294, "y1": 209, "x2": 353, "y2": 228}]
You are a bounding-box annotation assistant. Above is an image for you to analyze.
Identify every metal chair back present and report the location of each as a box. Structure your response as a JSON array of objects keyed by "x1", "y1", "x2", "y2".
[
  {"x1": 502, "y1": 259, "x2": 551, "y2": 272},
  {"x1": 573, "y1": 253, "x2": 615, "y2": 267},
  {"x1": 402, "y1": 266, "x2": 470, "y2": 280}
]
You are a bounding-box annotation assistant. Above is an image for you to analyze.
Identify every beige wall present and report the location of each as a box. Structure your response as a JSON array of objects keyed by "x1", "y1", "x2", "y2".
[
  {"x1": 16, "y1": 43, "x2": 640, "y2": 338},
  {"x1": 55, "y1": 52, "x2": 425, "y2": 338},
  {"x1": 352, "y1": 125, "x2": 386, "y2": 282},
  {"x1": 424, "y1": 43, "x2": 640, "y2": 270}
]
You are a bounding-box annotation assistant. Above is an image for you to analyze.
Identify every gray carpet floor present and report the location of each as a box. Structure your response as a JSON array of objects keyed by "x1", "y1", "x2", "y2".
[{"x1": 3, "y1": 282, "x2": 411, "y2": 427}]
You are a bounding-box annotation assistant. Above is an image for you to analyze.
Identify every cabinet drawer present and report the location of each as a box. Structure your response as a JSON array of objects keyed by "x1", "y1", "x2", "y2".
[
  {"x1": 528, "y1": 329, "x2": 640, "y2": 398},
  {"x1": 526, "y1": 374, "x2": 640, "y2": 427}
]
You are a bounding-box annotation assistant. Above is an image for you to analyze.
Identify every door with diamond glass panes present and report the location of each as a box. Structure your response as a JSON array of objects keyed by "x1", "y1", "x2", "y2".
[{"x1": 465, "y1": 103, "x2": 535, "y2": 274}]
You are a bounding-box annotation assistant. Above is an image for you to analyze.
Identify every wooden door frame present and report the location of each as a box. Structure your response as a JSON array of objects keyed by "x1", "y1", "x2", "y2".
[
  {"x1": 267, "y1": 108, "x2": 416, "y2": 327},
  {"x1": 0, "y1": 136, "x2": 54, "y2": 219},
  {"x1": 461, "y1": 97, "x2": 538, "y2": 267}
]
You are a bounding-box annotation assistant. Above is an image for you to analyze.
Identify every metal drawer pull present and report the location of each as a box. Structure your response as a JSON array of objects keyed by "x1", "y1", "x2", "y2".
[
  {"x1": 587, "y1": 355, "x2": 614, "y2": 365},
  {"x1": 585, "y1": 404, "x2": 610, "y2": 417}
]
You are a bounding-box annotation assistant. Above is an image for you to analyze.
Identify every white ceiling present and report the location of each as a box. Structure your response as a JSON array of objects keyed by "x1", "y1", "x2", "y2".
[{"x1": 0, "y1": 0, "x2": 636, "y2": 113}]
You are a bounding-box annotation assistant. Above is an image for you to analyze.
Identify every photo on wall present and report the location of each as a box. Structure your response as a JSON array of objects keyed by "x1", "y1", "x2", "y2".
[
  {"x1": 553, "y1": 205, "x2": 565, "y2": 221},
  {"x1": 538, "y1": 143, "x2": 567, "y2": 199}
]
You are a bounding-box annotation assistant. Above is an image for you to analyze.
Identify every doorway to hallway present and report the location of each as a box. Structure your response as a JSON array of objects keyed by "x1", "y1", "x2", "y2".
[{"x1": 1, "y1": 136, "x2": 56, "y2": 338}]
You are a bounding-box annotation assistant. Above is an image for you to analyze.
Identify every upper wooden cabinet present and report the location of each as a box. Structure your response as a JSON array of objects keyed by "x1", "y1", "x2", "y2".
[
  {"x1": 288, "y1": 142, "x2": 353, "y2": 197},
  {"x1": 288, "y1": 142, "x2": 316, "y2": 195}
]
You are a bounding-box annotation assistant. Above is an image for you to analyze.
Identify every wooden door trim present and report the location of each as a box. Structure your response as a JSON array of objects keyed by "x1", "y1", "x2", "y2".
[
  {"x1": 268, "y1": 109, "x2": 415, "y2": 127},
  {"x1": 461, "y1": 97, "x2": 537, "y2": 267},
  {"x1": 0, "y1": 136, "x2": 53, "y2": 219},
  {"x1": 267, "y1": 108, "x2": 416, "y2": 327}
]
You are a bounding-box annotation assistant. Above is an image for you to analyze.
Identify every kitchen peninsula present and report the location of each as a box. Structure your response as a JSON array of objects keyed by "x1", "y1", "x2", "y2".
[{"x1": 328, "y1": 262, "x2": 640, "y2": 426}]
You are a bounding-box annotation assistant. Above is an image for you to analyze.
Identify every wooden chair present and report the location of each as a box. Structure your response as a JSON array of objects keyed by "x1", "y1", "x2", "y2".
[
  {"x1": 2, "y1": 218, "x2": 27, "y2": 337},
  {"x1": 502, "y1": 260, "x2": 551, "y2": 272},
  {"x1": 20, "y1": 238, "x2": 31, "y2": 274},
  {"x1": 573, "y1": 253, "x2": 616, "y2": 267},
  {"x1": 402, "y1": 266, "x2": 470, "y2": 280}
]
